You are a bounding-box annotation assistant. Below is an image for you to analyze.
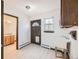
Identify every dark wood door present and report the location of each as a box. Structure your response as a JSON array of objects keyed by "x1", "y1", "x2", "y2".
[
  {"x1": 61, "y1": 0, "x2": 78, "y2": 28},
  {"x1": 31, "y1": 20, "x2": 41, "y2": 45}
]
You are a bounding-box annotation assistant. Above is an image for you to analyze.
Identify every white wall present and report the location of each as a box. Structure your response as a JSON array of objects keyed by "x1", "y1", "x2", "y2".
[
  {"x1": 4, "y1": 21, "x2": 10, "y2": 35},
  {"x1": 4, "y1": 7, "x2": 31, "y2": 48},
  {"x1": 4, "y1": 15, "x2": 17, "y2": 35},
  {"x1": 9, "y1": 22, "x2": 16, "y2": 35},
  {"x1": 18, "y1": 15, "x2": 31, "y2": 48},
  {"x1": 68, "y1": 27, "x2": 78, "y2": 59},
  {"x1": 30, "y1": 8, "x2": 78, "y2": 59}
]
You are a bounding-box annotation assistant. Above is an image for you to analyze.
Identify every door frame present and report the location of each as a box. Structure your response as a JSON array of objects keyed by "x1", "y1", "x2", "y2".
[
  {"x1": 3, "y1": 13, "x2": 19, "y2": 50},
  {"x1": 1, "y1": 0, "x2": 4, "y2": 59},
  {"x1": 31, "y1": 20, "x2": 41, "y2": 45}
]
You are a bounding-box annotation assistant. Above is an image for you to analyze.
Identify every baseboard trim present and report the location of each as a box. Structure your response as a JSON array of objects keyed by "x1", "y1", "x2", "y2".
[
  {"x1": 41, "y1": 44, "x2": 49, "y2": 48},
  {"x1": 19, "y1": 42, "x2": 31, "y2": 49},
  {"x1": 41, "y1": 44, "x2": 64, "y2": 53}
]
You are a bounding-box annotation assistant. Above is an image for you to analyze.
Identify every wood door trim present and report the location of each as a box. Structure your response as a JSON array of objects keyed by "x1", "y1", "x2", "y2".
[
  {"x1": 4, "y1": 13, "x2": 18, "y2": 18},
  {"x1": 3, "y1": 13, "x2": 19, "y2": 50},
  {"x1": 1, "y1": 0, "x2": 4, "y2": 59}
]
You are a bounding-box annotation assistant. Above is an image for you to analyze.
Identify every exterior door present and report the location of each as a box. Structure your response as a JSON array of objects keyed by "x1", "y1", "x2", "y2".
[{"x1": 31, "y1": 20, "x2": 41, "y2": 45}]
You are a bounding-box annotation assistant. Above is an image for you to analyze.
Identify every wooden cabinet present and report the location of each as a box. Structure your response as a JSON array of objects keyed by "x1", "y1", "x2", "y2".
[
  {"x1": 4, "y1": 36, "x2": 10, "y2": 46},
  {"x1": 4, "y1": 35, "x2": 15, "y2": 46},
  {"x1": 61, "y1": 0, "x2": 78, "y2": 28}
]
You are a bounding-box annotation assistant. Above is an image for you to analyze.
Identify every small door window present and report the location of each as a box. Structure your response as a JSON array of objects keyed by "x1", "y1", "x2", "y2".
[{"x1": 32, "y1": 22, "x2": 40, "y2": 27}]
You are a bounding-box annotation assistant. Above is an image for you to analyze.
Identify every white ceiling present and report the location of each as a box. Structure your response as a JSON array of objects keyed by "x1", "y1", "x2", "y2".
[{"x1": 4, "y1": 0, "x2": 60, "y2": 16}]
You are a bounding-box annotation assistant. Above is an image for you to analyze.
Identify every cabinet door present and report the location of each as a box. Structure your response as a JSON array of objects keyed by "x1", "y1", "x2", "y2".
[
  {"x1": 10, "y1": 36, "x2": 15, "y2": 44},
  {"x1": 69, "y1": 0, "x2": 78, "y2": 26},
  {"x1": 4, "y1": 36, "x2": 11, "y2": 46},
  {"x1": 61, "y1": 0, "x2": 78, "y2": 27}
]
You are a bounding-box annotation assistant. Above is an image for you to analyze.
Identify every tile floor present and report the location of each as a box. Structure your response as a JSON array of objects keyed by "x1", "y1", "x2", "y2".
[{"x1": 4, "y1": 43, "x2": 63, "y2": 59}]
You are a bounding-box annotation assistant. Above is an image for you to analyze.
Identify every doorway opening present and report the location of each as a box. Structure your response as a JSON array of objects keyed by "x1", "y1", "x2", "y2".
[{"x1": 3, "y1": 13, "x2": 18, "y2": 59}]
